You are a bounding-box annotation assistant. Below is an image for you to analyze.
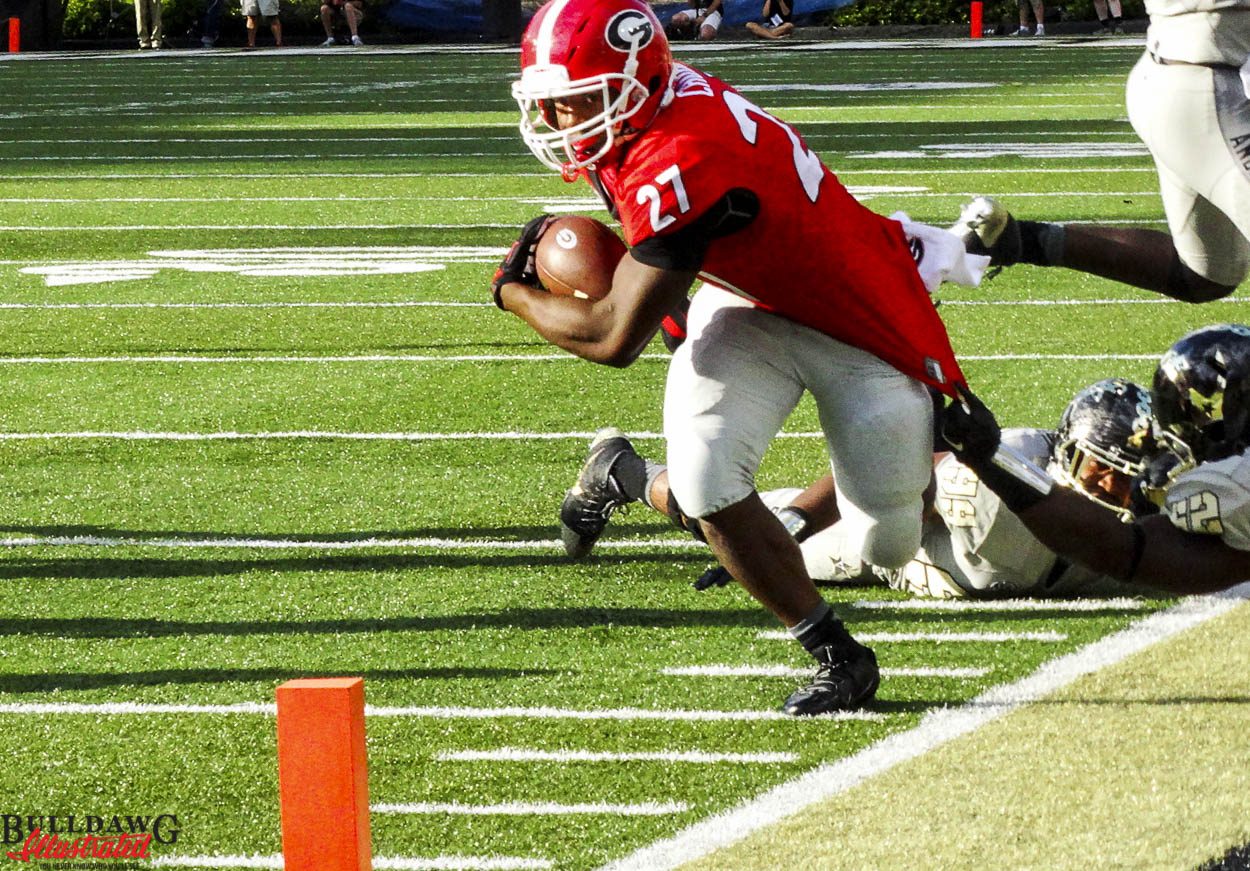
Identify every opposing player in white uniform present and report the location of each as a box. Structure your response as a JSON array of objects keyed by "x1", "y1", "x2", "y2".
[
  {"x1": 810, "y1": 380, "x2": 1150, "y2": 597},
  {"x1": 952, "y1": 0, "x2": 1250, "y2": 303},
  {"x1": 942, "y1": 324, "x2": 1250, "y2": 594},
  {"x1": 562, "y1": 379, "x2": 1153, "y2": 598}
]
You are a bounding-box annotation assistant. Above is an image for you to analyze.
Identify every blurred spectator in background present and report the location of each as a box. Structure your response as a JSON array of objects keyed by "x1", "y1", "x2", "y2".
[
  {"x1": 1094, "y1": 0, "x2": 1124, "y2": 33},
  {"x1": 321, "y1": 0, "x2": 364, "y2": 45},
  {"x1": 666, "y1": 0, "x2": 722, "y2": 40},
  {"x1": 199, "y1": 0, "x2": 221, "y2": 45},
  {"x1": 135, "y1": 0, "x2": 163, "y2": 48},
  {"x1": 1017, "y1": 0, "x2": 1044, "y2": 35},
  {"x1": 745, "y1": 0, "x2": 793, "y2": 38},
  {"x1": 243, "y1": 0, "x2": 282, "y2": 46}
]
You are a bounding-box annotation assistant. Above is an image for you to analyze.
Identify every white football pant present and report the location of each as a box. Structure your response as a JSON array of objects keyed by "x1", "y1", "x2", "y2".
[
  {"x1": 1126, "y1": 53, "x2": 1250, "y2": 287},
  {"x1": 663, "y1": 285, "x2": 933, "y2": 570}
]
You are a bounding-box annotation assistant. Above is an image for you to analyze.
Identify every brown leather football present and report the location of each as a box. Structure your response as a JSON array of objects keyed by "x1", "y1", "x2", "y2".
[{"x1": 534, "y1": 215, "x2": 627, "y2": 301}]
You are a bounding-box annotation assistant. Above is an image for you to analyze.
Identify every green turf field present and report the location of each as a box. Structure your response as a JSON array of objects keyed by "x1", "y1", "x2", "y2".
[{"x1": 0, "y1": 36, "x2": 1245, "y2": 871}]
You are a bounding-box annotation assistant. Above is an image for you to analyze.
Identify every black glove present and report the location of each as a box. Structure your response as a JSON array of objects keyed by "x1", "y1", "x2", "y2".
[
  {"x1": 940, "y1": 383, "x2": 1002, "y2": 466},
  {"x1": 693, "y1": 564, "x2": 734, "y2": 591},
  {"x1": 491, "y1": 214, "x2": 554, "y2": 309},
  {"x1": 942, "y1": 384, "x2": 1052, "y2": 514}
]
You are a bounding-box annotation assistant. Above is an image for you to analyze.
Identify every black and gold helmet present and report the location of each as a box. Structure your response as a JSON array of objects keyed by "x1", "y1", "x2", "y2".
[
  {"x1": 1049, "y1": 378, "x2": 1153, "y2": 520},
  {"x1": 1152, "y1": 324, "x2": 1250, "y2": 464}
]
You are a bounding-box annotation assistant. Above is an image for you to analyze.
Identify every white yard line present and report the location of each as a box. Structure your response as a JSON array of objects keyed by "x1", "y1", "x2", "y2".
[
  {"x1": 0, "y1": 137, "x2": 515, "y2": 145},
  {"x1": 0, "y1": 354, "x2": 618, "y2": 363},
  {"x1": 372, "y1": 861, "x2": 551, "y2": 871},
  {"x1": 0, "y1": 534, "x2": 698, "y2": 550},
  {"x1": 364, "y1": 706, "x2": 886, "y2": 722},
  {"x1": 757, "y1": 630, "x2": 1067, "y2": 642},
  {"x1": 0, "y1": 430, "x2": 689, "y2": 446},
  {"x1": 153, "y1": 856, "x2": 552, "y2": 870},
  {"x1": 0, "y1": 701, "x2": 887, "y2": 723},
  {"x1": 853, "y1": 597, "x2": 1150, "y2": 611},
  {"x1": 859, "y1": 630, "x2": 1068, "y2": 642},
  {"x1": 0, "y1": 223, "x2": 519, "y2": 231},
  {"x1": 0, "y1": 297, "x2": 1239, "y2": 310},
  {"x1": 0, "y1": 154, "x2": 526, "y2": 162},
  {"x1": 0, "y1": 168, "x2": 1160, "y2": 182},
  {"x1": 663, "y1": 665, "x2": 990, "y2": 678},
  {"x1": 371, "y1": 801, "x2": 687, "y2": 816},
  {"x1": 962, "y1": 353, "x2": 1158, "y2": 360},
  {"x1": 0, "y1": 353, "x2": 1163, "y2": 363},
  {"x1": 938, "y1": 297, "x2": 1221, "y2": 306},
  {"x1": 437, "y1": 748, "x2": 798, "y2": 764},
  {"x1": 599, "y1": 584, "x2": 1250, "y2": 871},
  {"x1": 0, "y1": 302, "x2": 490, "y2": 308},
  {"x1": 0, "y1": 430, "x2": 676, "y2": 443}
]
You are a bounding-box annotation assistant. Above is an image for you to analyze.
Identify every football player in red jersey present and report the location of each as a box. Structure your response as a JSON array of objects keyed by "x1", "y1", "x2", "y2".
[{"x1": 492, "y1": 0, "x2": 981, "y2": 715}]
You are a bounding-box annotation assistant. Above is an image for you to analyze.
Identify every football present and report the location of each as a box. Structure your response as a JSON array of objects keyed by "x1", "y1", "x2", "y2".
[{"x1": 534, "y1": 215, "x2": 627, "y2": 301}]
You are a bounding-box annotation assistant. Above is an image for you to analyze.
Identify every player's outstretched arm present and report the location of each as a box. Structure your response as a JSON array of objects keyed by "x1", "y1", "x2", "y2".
[
  {"x1": 942, "y1": 387, "x2": 1250, "y2": 592},
  {"x1": 1008, "y1": 491, "x2": 1250, "y2": 593},
  {"x1": 499, "y1": 254, "x2": 698, "y2": 367}
]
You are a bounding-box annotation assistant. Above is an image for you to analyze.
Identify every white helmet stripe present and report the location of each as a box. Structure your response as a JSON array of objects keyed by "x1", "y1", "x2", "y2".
[{"x1": 535, "y1": 0, "x2": 575, "y2": 66}]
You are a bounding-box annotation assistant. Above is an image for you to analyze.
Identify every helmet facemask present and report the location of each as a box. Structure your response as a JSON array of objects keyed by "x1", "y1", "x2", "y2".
[
  {"x1": 1048, "y1": 379, "x2": 1152, "y2": 521},
  {"x1": 513, "y1": 68, "x2": 649, "y2": 174},
  {"x1": 1050, "y1": 435, "x2": 1145, "y2": 520}
]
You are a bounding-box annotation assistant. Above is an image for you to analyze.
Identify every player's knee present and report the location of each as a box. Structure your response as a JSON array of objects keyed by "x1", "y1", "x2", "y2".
[
  {"x1": 665, "y1": 462, "x2": 752, "y2": 520},
  {"x1": 857, "y1": 508, "x2": 922, "y2": 570},
  {"x1": 1169, "y1": 257, "x2": 1240, "y2": 303}
]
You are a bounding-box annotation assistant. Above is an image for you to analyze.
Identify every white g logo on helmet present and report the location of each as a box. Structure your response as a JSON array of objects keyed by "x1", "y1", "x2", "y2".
[{"x1": 605, "y1": 9, "x2": 653, "y2": 53}]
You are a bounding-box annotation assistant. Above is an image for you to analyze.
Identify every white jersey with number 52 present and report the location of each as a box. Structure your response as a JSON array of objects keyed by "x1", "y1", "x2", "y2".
[{"x1": 1164, "y1": 451, "x2": 1250, "y2": 548}]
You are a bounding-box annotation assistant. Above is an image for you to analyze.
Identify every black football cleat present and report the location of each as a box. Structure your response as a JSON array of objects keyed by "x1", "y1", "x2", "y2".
[
  {"x1": 559, "y1": 427, "x2": 645, "y2": 558},
  {"x1": 950, "y1": 196, "x2": 1022, "y2": 267},
  {"x1": 781, "y1": 641, "x2": 880, "y2": 716}
]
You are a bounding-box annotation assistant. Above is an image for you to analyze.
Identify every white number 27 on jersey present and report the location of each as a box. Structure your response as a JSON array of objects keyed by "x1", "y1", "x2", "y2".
[{"x1": 637, "y1": 165, "x2": 691, "y2": 233}]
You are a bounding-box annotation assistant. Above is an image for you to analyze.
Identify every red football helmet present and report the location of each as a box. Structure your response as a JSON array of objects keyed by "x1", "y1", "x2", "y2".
[{"x1": 512, "y1": 0, "x2": 674, "y2": 176}]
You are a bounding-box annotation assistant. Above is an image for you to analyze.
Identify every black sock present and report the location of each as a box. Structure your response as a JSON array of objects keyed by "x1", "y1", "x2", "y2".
[
  {"x1": 1017, "y1": 220, "x2": 1064, "y2": 266},
  {"x1": 788, "y1": 602, "x2": 857, "y2": 657},
  {"x1": 609, "y1": 450, "x2": 648, "y2": 502}
]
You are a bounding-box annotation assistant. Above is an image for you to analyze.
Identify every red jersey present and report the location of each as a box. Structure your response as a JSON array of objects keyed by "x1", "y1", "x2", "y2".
[{"x1": 588, "y1": 63, "x2": 964, "y2": 396}]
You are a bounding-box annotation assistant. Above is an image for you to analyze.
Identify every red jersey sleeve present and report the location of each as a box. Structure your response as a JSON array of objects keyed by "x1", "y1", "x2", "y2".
[{"x1": 611, "y1": 127, "x2": 734, "y2": 248}]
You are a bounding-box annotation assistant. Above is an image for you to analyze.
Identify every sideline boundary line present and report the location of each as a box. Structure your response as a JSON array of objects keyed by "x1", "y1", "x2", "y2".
[{"x1": 596, "y1": 583, "x2": 1250, "y2": 871}]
